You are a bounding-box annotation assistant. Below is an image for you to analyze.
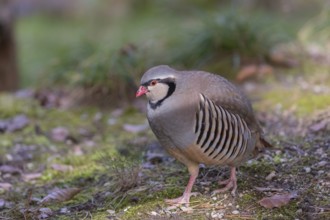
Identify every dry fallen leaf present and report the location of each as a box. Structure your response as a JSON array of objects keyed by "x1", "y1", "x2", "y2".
[
  {"x1": 236, "y1": 65, "x2": 258, "y2": 82},
  {"x1": 40, "y1": 188, "x2": 82, "y2": 204},
  {"x1": 236, "y1": 64, "x2": 273, "y2": 82},
  {"x1": 259, "y1": 192, "x2": 298, "y2": 208},
  {"x1": 269, "y1": 49, "x2": 298, "y2": 67}
]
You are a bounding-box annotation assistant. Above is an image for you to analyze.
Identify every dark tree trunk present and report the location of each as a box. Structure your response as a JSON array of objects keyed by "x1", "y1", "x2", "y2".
[{"x1": 0, "y1": 0, "x2": 18, "y2": 91}]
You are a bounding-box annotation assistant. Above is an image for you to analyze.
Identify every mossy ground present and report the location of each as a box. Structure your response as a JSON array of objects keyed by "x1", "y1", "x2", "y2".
[{"x1": 0, "y1": 66, "x2": 329, "y2": 220}]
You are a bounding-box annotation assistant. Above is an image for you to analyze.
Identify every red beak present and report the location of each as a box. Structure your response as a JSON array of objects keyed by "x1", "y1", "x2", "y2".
[{"x1": 136, "y1": 86, "x2": 148, "y2": 97}]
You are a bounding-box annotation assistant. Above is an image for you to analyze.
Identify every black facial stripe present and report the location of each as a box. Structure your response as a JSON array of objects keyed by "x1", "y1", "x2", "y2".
[
  {"x1": 148, "y1": 77, "x2": 176, "y2": 110},
  {"x1": 141, "y1": 79, "x2": 159, "y2": 87}
]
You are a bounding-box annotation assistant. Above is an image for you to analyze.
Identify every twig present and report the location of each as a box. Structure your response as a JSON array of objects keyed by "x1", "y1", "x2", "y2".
[
  {"x1": 225, "y1": 214, "x2": 256, "y2": 220},
  {"x1": 309, "y1": 206, "x2": 330, "y2": 211},
  {"x1": 254, "y1": 187, "x2": 284, "y2": 192}
]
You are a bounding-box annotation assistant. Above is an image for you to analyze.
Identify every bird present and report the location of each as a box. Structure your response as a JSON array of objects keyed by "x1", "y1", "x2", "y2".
[{"x1": 136, "y1": 65, "x2": 272, "y2": 205}]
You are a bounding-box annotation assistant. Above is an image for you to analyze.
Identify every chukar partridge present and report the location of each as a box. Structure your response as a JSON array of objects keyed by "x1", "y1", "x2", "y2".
[{"x1": 136, "y1": 65, "x2": 272, "y2": 205}]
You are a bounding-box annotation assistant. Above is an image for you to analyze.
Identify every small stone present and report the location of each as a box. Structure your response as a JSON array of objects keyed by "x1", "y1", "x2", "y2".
[
  {"x1": 228, "y1": 203, "x2": 232, "y2": 206},
  {"x1": 0, "y1": 199, "x2": 5, "y2": 208},
  {"x1": 150, "y1": 211, "x2": 158, "y2": 216},
  {"x1": 232, "y1": 210, "x2": 240, "y2": 215},
  {"x1": 180, "y1": 206, "x2": 193, "y2": 213},
  {"x1": 107, "y1": 209, "x2": 115, "y2": 215},
  {"x1": 317, "y1": 161, "x2": 327, "y2": 167},
  {"x1": 165, "y1": 205, "x2": 177, "y2": 211},
  {"x1": 236, "y1": 205, "x2": 240, "y2": 208},
  {"x1": 39, "y1": 207, "x2": 52, "y2": 215},
  {"x1": 107, "y1": 118, "x2": 117, "y2": 125},
  {"x1": 266, "y1": 171, "x2": 276, "y2": 181},
  {"x1": 212, "y1": 196, "x2": 217, "y2": 201},
  {"x1": 0, "y1": 183, "x2": 12, "y2": 191},
  {"x1": 200, "y1": 181, "x2": 211, "y2": 186},
  {"x1": 111, "y1": 108, "x2": 123, "y2": 118},
  {"x1": 315, "y1": 148, "x2": 324, "y2": 155},
  {"x1": 38, "y1": 207, "x2": 53, "y2": 219},
  {"x1": 304, "y1": 167, "x2": 311, "y2": 173},
  {"x1": 275, "y1": 150, "x2": 281, "y2": 155},
  {"x1": 211, "y1": 211, "x2": 218, "y2": 218},
  {"x1": 60, "y1": 207, "x2": 69, "y2": 214},
  {"x1": 27, "y1": 163, "x2": 34, "y2": 169},
  {"x1": 93, "y1": 112, "x2": 103, "y2": 121},
  {"x1": 5, "y1": 154, "x2": 13, "y2": 161}
]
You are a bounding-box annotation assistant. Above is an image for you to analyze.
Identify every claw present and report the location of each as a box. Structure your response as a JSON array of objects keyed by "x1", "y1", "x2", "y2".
[
  {"x1": 165, "y1": 165, "x2": 199, "y2": 206},
  {"x1": 212, "y1": 167, "x2": 237, "y2": 196},
  {"x1": 165, "y1": 195, "x2": 189, "y2": 206}
]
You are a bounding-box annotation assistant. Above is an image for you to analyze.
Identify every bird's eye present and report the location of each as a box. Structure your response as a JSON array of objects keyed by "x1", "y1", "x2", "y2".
[{"x1": 150, "y1": 80, "x2": 157, "y2": 86}]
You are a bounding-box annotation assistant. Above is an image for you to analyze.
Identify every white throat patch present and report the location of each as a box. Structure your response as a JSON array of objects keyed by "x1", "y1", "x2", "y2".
[{"x1": 147, "y1": 83, "x2": 169, "y2": 103}]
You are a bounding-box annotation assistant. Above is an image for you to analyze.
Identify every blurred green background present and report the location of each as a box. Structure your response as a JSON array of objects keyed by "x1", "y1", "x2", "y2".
[{"x1": 2, "y1": 0, "x2": 329, "y2": 101}]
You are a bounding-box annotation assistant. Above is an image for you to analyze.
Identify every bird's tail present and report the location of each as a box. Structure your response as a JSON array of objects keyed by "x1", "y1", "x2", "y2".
[
  {"x1": 252, "y1": 135, "x2": 273, "y2": 158},
  {"x1": 260, "y1": 137, "x2": 273, "y2": 149}
]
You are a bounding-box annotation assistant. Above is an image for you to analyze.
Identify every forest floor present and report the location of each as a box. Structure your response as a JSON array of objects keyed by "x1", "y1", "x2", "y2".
[{"x1": 0, "y1": 64, "x2": 330, "y2": 220}]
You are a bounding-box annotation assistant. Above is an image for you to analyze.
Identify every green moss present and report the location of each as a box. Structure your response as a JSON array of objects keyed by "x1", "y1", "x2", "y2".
[
  {"x1": 241, "y1": 160, "x2": 274, "y2": 177},
  {"x1": 238, "y1": 193, "x2": 258, "y2": 207},
  {"x1": 87, "y1": 212, "x2": 109, "y2": 220},
  {"x1": 121, "y1": 201, "x2": 161, "y2": 220},
  {"x1": 259, "y1": 88, "x2": 330, "y2": 117},
  {"x1": 0, "y1": 94, "x2": 36, "y2": 118}
]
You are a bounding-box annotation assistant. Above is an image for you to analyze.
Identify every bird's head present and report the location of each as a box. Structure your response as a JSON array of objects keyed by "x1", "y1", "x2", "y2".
[{"x1": 136, "y1": 65, "x2": 177, "y2": 108}]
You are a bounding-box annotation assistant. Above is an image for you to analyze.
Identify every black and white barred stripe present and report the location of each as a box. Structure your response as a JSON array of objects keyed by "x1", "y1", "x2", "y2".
[{"x1": 195, "y1": 94, "x2": 251, "y2": 163}]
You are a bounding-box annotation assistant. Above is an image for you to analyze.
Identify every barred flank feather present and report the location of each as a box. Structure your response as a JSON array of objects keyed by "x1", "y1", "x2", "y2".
[{"x1": 194, "y1": 94, "x2": 251, "y2": 164}]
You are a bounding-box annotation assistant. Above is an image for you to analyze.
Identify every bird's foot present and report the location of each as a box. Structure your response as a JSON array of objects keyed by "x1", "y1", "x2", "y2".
[
  {"x1": 165, "y1": 195, "x2": 189, "y2": 206},
  {"x1": 212, "y1": 177, "x2": 237, "y2": 196},
  {"x1": 165, "y1": 192, "x2": 199, "y2": 206},
  {"x1": 212, "y1": 167, "x2": 237, "y2": 196}
]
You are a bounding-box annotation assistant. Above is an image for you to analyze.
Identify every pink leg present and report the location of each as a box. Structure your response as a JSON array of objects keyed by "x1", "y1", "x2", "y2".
[
  {"x1": 212, "y1": 167, "x2": 237, "y2": 196},
  {"x1": 165, "y1": 165, "x2": 199, "y2": 206}
]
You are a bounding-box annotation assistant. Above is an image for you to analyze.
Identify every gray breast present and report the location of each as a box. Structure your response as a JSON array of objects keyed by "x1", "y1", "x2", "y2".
[{"x1": 147, "y1": 92, "x2": 197, "y2": 151}]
